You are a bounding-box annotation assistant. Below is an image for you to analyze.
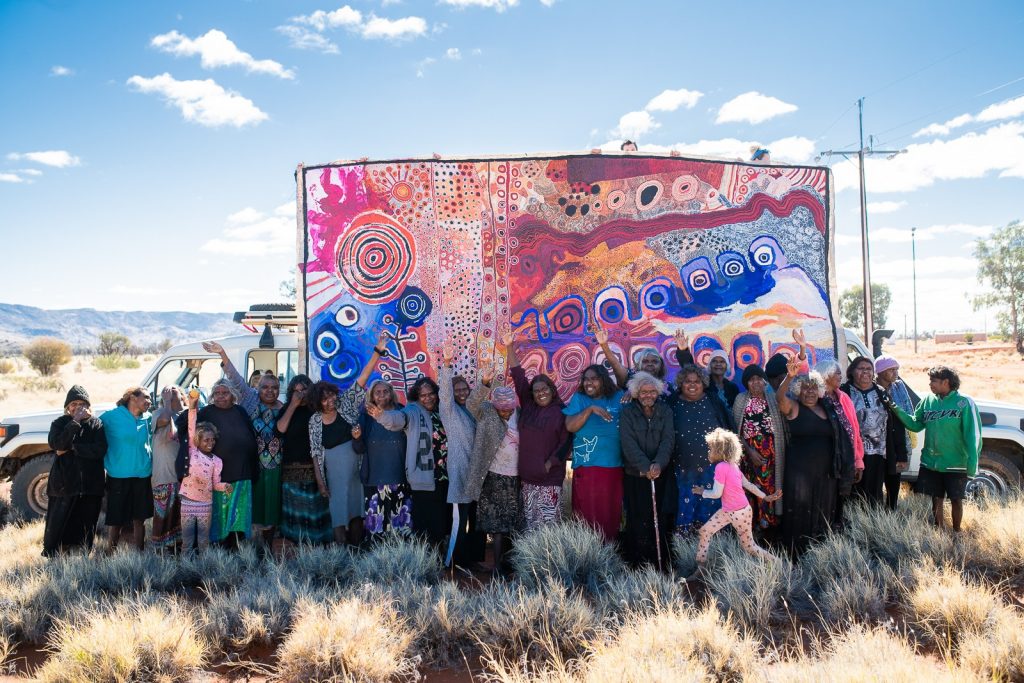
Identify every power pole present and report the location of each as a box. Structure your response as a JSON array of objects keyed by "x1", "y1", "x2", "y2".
[
  {"x1": 912, "y1": 226, "x2": 918, "y2": 354},
  {"x1": 818, "y1": 98, "x2": 905, "y2": 347}
]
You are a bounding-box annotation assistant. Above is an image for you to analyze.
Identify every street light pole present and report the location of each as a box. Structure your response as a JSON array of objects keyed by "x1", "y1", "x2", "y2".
[
  {"x1": 818, "y1": 97, "x2": 905, "y2": 348},
  {"x1": 912, "y1": 226, "x2": 918, "y2": 354}
]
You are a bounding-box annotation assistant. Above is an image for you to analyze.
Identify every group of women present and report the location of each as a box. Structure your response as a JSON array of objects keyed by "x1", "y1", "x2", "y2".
[{"x1": 42, "y1": 326, "x2": 914, "y2": 566}]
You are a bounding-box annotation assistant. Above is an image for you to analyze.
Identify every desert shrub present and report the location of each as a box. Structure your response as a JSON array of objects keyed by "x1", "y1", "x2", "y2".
[
  {"x1": 585, "y1": 606, "x2": 758, "y2": 683},
  {"x1": 512, "y1": 521, "x2": 626, "y2": 596},
  {"x1": 765, "y1": 624, "x2": 964, "y2": 683},
  {"x1": 676, "y1": 533, "x2": 807, "y2": 633},
  {"x1": 473, "y1": 581, "x2": 599, "y2": 664},
  {"x1": 843, "y1": 496, "x2": 960, "y2": 569},
  {"x1": 22, "y1": 338, "x2": 71, "y2": 376},
  {"x1": 176, "y1": 544, "x2": 263, "y2": 590},
  {"x1": 905, "y1": 561, "x2": 1000, "y2": 657},
  {"x1": 595, "y1": 566, "x2": 692, "y2": 619},
  {"x1": 961, "y1": 493, "x2": 1024, "y2": 576},
  {"x1": 800, "y1": 532, "x2": 891, "y2": 624},
  {"x1": 351, "y1": 534, "x2": 441, "y2": 585},
  {"x1": 36, "y1": 599, "x2": 207, "y2": 683},
  {"x1": 957, "y1": 607, "x2": 1024, "y2": 681},
  {"x1": 96, "y1": 332, "x2": 132, "y2": 357},
  {"x1": 0, "y1": 358, "x2": 15, "y2": 374},
  {"x1": 375, "y1": 579, "x2": 478, "y2": 666},
  {"x1": 10, "y1": 376, "x2": 64, "y2": 393},
  {"x1": 284, "y1": 542, "x2": 356, "y2": 585},
  {"x1": 275, "y1": 595, "x2": 418, "y2": 683},
  {"x1": 93, "y1": 354, "x2": 140, "y2": 371}
]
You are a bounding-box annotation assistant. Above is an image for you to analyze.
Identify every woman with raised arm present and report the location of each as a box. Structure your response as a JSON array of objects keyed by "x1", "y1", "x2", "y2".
[
  {"x1": 776, "y1": 357, "x2": 855, "y2": 557},
  {"x1": 670, "y1": 364, "x2": 735, "y2": 535},
  {"x1": 731, "y1": 364, "x2": 785, "y2": 532},
  {"x1": 308, "y1": 338, "x2": 387, "y2": 546},
  {"x1": 464, "y1": 359, "x2": 520, "y2": 574},
  {"x1": 202, "y1": 340, "x2": 285, "y2": 547},
  {"x1": 367, "y1": 375, "x2": 451, "y2": 552},
  {"x1": 594, "y1": 327, "x2": 630, "y2": 389},
  {"x1": 672, "y1": 329, "x2": 739, "y2": 408},
  {"x1": 437, "y1": 344, "x2": 485, "y2": 567},
  {"x1": 563, "y1": 331, "x2": 626, "y2": 542},
  {"x1": 353, "y1": 379, "x2": 411, "y2": 538},
  {"x1": 504, "y1": 330, "x2": 569, "y2": 532},
  {"x1": 275, "y1": 374, "x2": 330, "y2": 545},
  {"x1": 150, "y1": 385, "x2": 186, "y2": 551}
]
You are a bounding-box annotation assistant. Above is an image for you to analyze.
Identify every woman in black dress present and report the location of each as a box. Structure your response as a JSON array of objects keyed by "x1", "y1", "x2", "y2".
[{"x1": 775, "y1": 356, "x2": 855, "y2": 557}]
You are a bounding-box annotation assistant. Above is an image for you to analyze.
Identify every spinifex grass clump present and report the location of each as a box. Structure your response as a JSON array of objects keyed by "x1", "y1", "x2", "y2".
[
  {"x1": 275, "y1": 595, "x2": 418, "y2": 683},
  {"x1": 282, "y1": 541, "x2": 356, "y2": 585},
  {"x1": 511, "y1": 521, "x2": 626, "y2": 596},
  {"x1": 800, "y1": 531, "x2": 891, "y2": 624},
  {"x1": 957, "y1": 606, "x2": 1024, "y2": 682},
  {"x1": 351, "y1": 533, "x2": 442, "y2": 585},
  {"x1": 595, "y1": 566, "x2": 692, "y2": 619},
  {"x1": 960, "y1": 492, "x2": 1024, "y2": 577},
  {"x1": 904, "y1": 561, "x2": 1002, "y2": 658},
  {"x1": 37, "y1": 598, "x2": 207, "y2": 683}
]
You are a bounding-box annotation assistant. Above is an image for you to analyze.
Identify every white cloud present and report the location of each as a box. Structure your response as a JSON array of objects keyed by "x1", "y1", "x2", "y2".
[
  {"x1": 867, "y1": 223, "x2": 993, "y2": 244},
  {"x1": 280, "y1": 5, "x2": 426, "y2": 46},
  {"x1": 0, "y1": 173, "x2": 24, "y2": 183},
  {"x1": 445, "y1": 47, "x2": 461, "y2": 60},
  {"x1": 361, "y1": 15, "x2": 427, "y2": 39},
  {"x1": 834, "y1": 121, "x2": 1024, "y2": 193},
  {"x1": 17, "y1": 168, "x2": 43, "y2": 176},
  {"x1": 716, "y1": 91, "x2": 798, "y2": 125},
  {"x1": 203, "y1": 202, "x2": 294, "y2": 256},
  {"x1": 127, "y1": 73, "x2": 268, "y2": 128},
  {"x1": 765, "y1": 136, "x2": 815, "y2": 164},
  {"x1": 277, "y1": 25, "x2": 340, "y2": 54},
  {"x1": 439, "y1": 0, "x2": 520, "y2": 10},
  {"x1": 151, "y1": 29, "x2": 295, "y2": 79},
  {"x1": 471, "y1": 47, "x2": 482, "y2": 55},
  {"x1": 614, "y1": 111, "x2": 659, "y2": 139},
  {"x1": 912, "y1": 95, "x2": 1024, "y2": 138},
  {"x1": 865, "y1": 200, "x2": 906, "y2": 214},
  {"x1": 415, "y1": 57, "x2": 436, "y2": 78},
  {"x1": 6, "y1": 150, "x2": 81, "y2": 167},
  {"x1": 617, "y1": 135, "x2": 815, "y2": 164},
  {"x1": 645, "y1": 88, "x2": 703, "y2": 112},
  {"x1": 292, "y1": 6, "x2": 363, "y2": 30},
  {"x1": 50, "y1": 65, "x2": 73, "y2": 77}
]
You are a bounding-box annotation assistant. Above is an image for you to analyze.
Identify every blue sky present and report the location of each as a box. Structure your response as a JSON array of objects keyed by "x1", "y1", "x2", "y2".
[{"x1": 1, "y1": 0, "x2": 1022, "y2": 337}]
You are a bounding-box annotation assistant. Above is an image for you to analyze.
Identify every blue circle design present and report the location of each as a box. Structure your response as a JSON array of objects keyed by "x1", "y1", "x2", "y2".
[{"x1": 394, "y1": 286, "x2": 433, "y2": 330}]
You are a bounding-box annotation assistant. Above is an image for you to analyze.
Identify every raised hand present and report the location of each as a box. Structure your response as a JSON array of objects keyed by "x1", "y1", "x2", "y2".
[
  {"x1": 786, "y1": 355, "x2": 802, "y2": 378},
  {"x1": 376, "y1": 330, "x2": 390, "y2": 349},
  {"x1": 792, "y1": 328, "x2": 806, "y2": 347},
  {"x1": 366, "y1": 403, "x2": 384, "y2": 421},
  {"x1": 441, "y1": 344, "x2": 455, "y2": 368},
  {"x1": 499, "y1": 329, "x2": 514, "y2": 347},
  {"x1": 201, "y1": 341, "x2": 225, "y2": 356},
  {"x1": 480, "y1": 363, "x2": 496, "y2": 387},
  {"x1": 594, "y1": 327, "x2": 609, "y2": 346},
  {"x1": 673, "y1": 328, "x2": 689, "y2": 350}
]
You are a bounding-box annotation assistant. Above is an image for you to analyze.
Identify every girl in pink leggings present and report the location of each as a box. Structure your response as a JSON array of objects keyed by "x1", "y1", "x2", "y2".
[{"x1": 689, "y1": 428, "x2": 781, "y2": 578}]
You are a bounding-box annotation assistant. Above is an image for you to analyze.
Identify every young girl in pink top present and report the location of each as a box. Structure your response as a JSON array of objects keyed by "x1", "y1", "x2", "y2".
[
  {"x1": 690, "y1": 428, "x2": 780, "y2": 576},
  {"x1": 180, "y1": 390, "x2": 231, "y2": 554}
]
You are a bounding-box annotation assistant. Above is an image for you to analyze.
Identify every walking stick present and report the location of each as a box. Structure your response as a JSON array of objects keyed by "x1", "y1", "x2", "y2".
[{"x1": 650, "y1": 478, "x2": 662, "y2": 572}]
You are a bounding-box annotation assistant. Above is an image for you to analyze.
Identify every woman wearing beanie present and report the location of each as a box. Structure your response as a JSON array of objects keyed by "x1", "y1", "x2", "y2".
[
  {"x1": 465, "y1": 363, "x2": 521, "y2": 575},
  {"x1": 43, "y1": 386, "x2": 107, "y2": 556},
  {"x1": 732, "y1": 364, "x2": 786, "y2": 532},
  {"x1": 873, "y1": 354, "x2": 912, "y2": 510}
]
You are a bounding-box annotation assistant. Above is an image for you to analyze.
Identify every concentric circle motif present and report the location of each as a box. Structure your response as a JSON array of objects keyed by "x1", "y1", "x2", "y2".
[
  {"x1": 598, "y1": 299, "x2": 624, "y2": 324},
  {"x1": 553, "y1": 343, "x2": 588, "y2": 381},
  {"x1": 315, "y1": 330, "x2": 340, "y2": 359},
  {"x1": 394, "y1": 286, "x2": 433, "y2": 330},
  {"x1": 391, "y1": 181, "x2": 414, "y2": 202},
  {"x1": 721, "y1": 259, "x2": 745, "y2": 278},
  {"x1": 752, "y1": 245, "x2": 776, "y2": 267},
  {"x1": 606, "y1": 190, "x2": 626, "y2": 210},
  {"x1": 642, "y1": 283, "x2": 671, "y2": 310},
  {"x1": 634, "y1": 180, "x2": 664, "y2": 209},
  {"x1": 688, "y1": 268, "x2": 713, "y2": 291},
  {"x1": 336, "y1": 211, "x2": 416, "y2": 304},
  {"x1": 328, "y1": 351, "x2": 362, "y2": 381},
  {"x1": 335, "y1": 305, "x2": 360, "y2": 328},
  {"x1": 671, "y1": 174, "x2": 700, "y2": 202},
  {"x1": 545, "y1": 298, "x2": 586, "y2": 335}
]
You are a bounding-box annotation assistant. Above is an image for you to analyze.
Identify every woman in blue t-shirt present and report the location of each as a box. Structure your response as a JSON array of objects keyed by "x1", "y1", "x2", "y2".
[{"x1": 563, "y1": 363, "x2": 625, "y2": 542}]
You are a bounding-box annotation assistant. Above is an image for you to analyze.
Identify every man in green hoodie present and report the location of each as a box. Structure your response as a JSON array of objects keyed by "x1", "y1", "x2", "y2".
[{"x1": 883, "y1": 366, "x2": 981, "y2": 532}]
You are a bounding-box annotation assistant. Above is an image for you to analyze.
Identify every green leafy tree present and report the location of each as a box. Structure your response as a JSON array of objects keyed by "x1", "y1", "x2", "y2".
[
  {"x1": 97, "y1": 332, "x2": 132, "y2": 357},
  {"x1": 23, "y1": 338, "x2": 71, "y2": 376},
  {"x1": 973, "y1": 220, "x2": 1024, "y2": 354},
  {"x1": 279, "y1": 277, "x2": 297, "y2": 300},
  {"x1": 839, "y1": 283, "x2": 892, "y2": 330}
]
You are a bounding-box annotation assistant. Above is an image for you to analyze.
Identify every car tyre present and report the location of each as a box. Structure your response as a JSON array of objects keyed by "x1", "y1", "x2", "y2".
[
  {"x1": 10, "y1": 453, "x2": 53, "y2": 521},
  {"x1": 968, "y1": 449, "x2": 1022, "y2": 499}
]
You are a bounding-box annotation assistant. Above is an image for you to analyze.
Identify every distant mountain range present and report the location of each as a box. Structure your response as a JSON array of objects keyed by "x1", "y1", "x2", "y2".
[{"x1": 0, "y1": 303, "x2": 241, "y2": 352}]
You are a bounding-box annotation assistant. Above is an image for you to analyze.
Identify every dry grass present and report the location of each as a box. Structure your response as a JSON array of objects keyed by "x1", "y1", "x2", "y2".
[
  {"x1": 957, "y1": 607, "x2": 1024, "y2": 681},
  {"x1": 904, "y1": 561, "x2": 1000, "y2": 657},
  {"x1": 36, "y1": 598, "x2": 207, "y2": 683},
  {"x1": 275, "y1": 595, "x2": 418, "y2": 683},
  {"x1": 0, "y1": 354, "x2": 150, "y2": 417},
  {"x1": 511, "y1": 520, "x2": 626, "y2": 596},
  {"x1": 960, "y1": 493, "x2": 1024, "y2": 576}
]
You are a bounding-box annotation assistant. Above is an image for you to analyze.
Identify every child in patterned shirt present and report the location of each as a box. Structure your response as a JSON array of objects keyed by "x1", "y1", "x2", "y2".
[{"x1": 179, "y1": 390, "x2": 230, "y2": 554}]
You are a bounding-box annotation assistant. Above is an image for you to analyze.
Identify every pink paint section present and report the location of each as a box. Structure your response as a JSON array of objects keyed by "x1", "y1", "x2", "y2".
[{"x1": 305, "y1": 166, "x2": 384, "y2": 275}]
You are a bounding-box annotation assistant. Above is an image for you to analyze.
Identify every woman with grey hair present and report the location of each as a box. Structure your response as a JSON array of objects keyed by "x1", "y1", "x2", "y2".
[
  {"x1": 669, "y1": 364, "x2": 735, "y2": 534},
  {"x1": 776, "y1": 357, "x2": 856, "y2": 556},
  {"x1": 620, "y1": 371, "x2": 675, "y2": 567},
  {"x1": 175, "y1": 377, "x2": 257, "y2": 548},
  {"x1": 814, "y1": 360, "x2": 865, "y2": 480}
]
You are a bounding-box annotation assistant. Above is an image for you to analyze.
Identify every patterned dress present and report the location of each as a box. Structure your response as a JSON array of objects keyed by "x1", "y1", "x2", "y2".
[
  {"x1": 673, "y1": 395, "x2": 724, "y2": 533},
  {"x1": 739, "y1": 397, "x2": 779, "y2": 528}
]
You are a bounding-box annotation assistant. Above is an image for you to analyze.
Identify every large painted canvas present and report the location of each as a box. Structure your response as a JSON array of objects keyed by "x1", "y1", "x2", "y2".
[{"x1": 298, "y1": 154, "x2": 836, "y2": 398}]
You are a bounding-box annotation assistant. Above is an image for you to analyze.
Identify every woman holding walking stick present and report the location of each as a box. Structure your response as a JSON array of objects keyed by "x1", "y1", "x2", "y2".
[{"x1": 620, "y1": 371, "x2": 675, "y2": 569}]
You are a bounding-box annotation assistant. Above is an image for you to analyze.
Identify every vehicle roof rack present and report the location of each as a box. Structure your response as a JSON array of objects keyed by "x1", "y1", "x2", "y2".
[{"x1": 233, "y1": 303, "x2": 299, "y2": 332}]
